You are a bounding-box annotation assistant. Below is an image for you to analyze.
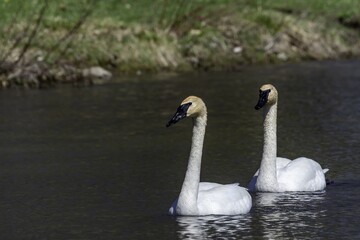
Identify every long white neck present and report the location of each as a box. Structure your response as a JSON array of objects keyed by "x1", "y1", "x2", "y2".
[
  {"x1": 176, "y1": 114, "x2": 207, "y2": 215},
  {"x1": 256, "y1": 103, "x2": 278, "y2": 192}
]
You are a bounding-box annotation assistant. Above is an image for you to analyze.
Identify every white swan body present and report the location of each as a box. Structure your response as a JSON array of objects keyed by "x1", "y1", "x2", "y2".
[
  {"x1": 167, "y1": 96, "x2": 252, "y2": 215},
  {"x1": 248, "y1": 157, "x2": 329, "y2": 192},
  {"x1": 169, "y1": 182, "x2": 251, "y2": 215},
  {"x1": 249, "y1": 84, "x2": 328, "y2": 192}
]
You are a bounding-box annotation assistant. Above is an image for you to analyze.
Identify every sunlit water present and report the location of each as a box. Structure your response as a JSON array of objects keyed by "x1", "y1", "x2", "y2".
[{"x1": 0, "y1": 60, "x2": 359, "y2": 239}]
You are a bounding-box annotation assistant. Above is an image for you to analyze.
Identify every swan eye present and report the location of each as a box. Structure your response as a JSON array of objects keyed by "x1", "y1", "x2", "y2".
[
  {"x1": 183, "y1": 102, "x2": 192, "y2": 108},
  {"x1": 255, "y1": 89, "x2": 271, "y2": 110},
  {"x1": 259, "y1": 89, "x2": 271, "y2": 95}
]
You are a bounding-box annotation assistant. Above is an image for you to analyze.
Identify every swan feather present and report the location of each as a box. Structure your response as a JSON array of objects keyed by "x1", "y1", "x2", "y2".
[
  {"x1": 169, "y1": 182, "x2": 252, "y2": 215},
  {"x1": 248, "y1": 157, "x2": 328, "y2": 192}
]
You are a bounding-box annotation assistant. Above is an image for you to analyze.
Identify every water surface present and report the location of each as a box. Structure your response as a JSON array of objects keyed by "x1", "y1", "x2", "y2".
[{"x1": 0, "y1": 60, "x2": 359, "y2": 239}]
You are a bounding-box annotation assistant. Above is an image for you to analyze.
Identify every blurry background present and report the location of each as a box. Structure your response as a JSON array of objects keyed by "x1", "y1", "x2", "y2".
[{"x1": 0, "y1": 0, "x2": 360, "y2": 87}]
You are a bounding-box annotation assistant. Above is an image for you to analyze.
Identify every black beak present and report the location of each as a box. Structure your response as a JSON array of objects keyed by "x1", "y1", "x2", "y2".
[
  {"x1": 166, "y1": 102, "x2": 192, "y2": 127},
  {"x1": 255, "y1": 89, "x2": 271, "y2": 110}
]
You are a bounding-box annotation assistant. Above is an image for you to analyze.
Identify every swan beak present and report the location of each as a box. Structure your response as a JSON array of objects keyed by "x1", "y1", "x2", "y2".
[
  {"x1": 166, "y1": 102, "x2": 192, "y2": 127},
  {"x1": 255, "y1": 90, "x2": 271, "y2": 110}
]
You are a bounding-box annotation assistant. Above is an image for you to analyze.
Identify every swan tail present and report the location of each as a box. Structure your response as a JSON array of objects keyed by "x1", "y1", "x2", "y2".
[{"x1": 322, "y1": 168, "x2": 333, "y2": 185}]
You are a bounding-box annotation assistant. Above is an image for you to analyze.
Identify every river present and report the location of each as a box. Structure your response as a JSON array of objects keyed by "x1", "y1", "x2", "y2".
[{"x1": 0, "y1": 60, "x2": 359, "y2": 239}]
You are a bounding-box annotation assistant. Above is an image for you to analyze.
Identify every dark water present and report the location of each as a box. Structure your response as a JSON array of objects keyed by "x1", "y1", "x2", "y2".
[{"x1": 0, "y1": 61, "x2": 359, "y2": 239}]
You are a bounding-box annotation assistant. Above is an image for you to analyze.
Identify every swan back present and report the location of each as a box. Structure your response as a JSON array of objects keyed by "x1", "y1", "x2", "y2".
[
  {"x1": 277, "y1": 157, "x2": 327, "y2": 191},
  {"x1": 197, "y1": 184, "x2": 252, "y2": 215},
  {"x1": 169, "y1": 182, "x2": 252, "y2": 215}
]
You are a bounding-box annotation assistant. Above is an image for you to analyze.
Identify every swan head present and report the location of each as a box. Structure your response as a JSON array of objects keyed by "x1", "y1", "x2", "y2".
[
  {"x1": 166, "y1": 96, "x2": 206, "y2": 127},
  {"x1": 255, "y1": 84, "x2": 278, "y2": 110}
]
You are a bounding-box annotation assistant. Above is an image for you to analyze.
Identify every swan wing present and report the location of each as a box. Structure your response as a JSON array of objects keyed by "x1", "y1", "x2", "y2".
[
  {"x1": 198, "y1": 182, "x2": 222, "y2": 191},
  {"x1": 197, "y1": 183, "x2": 252, "y2": 215},
  {"x1": 274, "y1": 157, "x2": 292, "y2": 168},
  {"x1": 168, "y1": 182, "x2": 251, "y2": 215},
  {"x1": 277, "y1": 157, "x2": 327, "y2": 191}
]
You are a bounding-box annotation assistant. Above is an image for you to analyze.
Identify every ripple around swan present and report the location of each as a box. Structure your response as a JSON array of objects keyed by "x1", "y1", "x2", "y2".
[
  {"x1": 175, "y1": 192, "x2": 328, "y2": 240},
  {"x1": 252, "y1": 192, "x2": 328, "y2": 239},
  {"x1": 176, "y1": 215, "x2": 252, "y2": 240}
]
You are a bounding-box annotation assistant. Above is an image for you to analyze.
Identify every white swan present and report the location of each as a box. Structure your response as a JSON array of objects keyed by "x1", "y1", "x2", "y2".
[
  {"x1": 166, "y1": 96, "x2": 252, "y2": 215},
  {"x1": 248, "y1": 84, "x2": 329, "y2": 192}
]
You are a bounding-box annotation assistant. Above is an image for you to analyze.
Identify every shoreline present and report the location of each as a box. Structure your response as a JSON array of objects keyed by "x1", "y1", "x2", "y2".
[{"x1": 1, "y1": 1, "x2": 360, "y2": 88}]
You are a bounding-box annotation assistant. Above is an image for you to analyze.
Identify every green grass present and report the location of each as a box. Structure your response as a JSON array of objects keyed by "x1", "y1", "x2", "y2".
[
  {"x1": 257, "y1": 0, "x2": 360, "y2": 18},
  {"x1": 0, "y1": 0, "x2": 230, "y2": 28},
  {"x1": 0, "y1": 0, "x2": 360, "y2": 74},
  {"x1": 1, "y1": 0, "x2": 359, "y2": 28}
]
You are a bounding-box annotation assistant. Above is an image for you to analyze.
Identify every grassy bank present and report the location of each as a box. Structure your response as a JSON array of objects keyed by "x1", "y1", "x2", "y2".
[{"x1": 0, "y1": 0, "x2": 360, "y2": 86}]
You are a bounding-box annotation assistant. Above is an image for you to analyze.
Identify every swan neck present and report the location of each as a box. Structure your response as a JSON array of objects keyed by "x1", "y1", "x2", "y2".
[
  {"x1": 177, "y1": 114, "x2": 206, "y2": 215},
  {"x1": 257, "y1": 103, "x2": 278, "y2": 191}
]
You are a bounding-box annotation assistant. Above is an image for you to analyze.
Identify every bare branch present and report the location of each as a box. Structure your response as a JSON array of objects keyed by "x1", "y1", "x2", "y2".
[
  {"x1": 13, "y1": 0, "x2": 49, "y2": 65},
  {"x1": 0, "y1": 1, "x2": 25, "y2": 60},
  {"x1": 0, "y1": 1, "x2": 38, "y2": 71}
]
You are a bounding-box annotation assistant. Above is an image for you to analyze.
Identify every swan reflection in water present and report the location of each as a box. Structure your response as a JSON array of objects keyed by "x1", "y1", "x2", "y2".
[
  {"x1": 175, "y1": 192, "x2": 327, "y2": 239},
  {"x1": 176, "y1": 214, "x2": 252, "y2": 239},
  {"x1": 254, "y1": 191, "x2": 327, "y2": 239}
]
